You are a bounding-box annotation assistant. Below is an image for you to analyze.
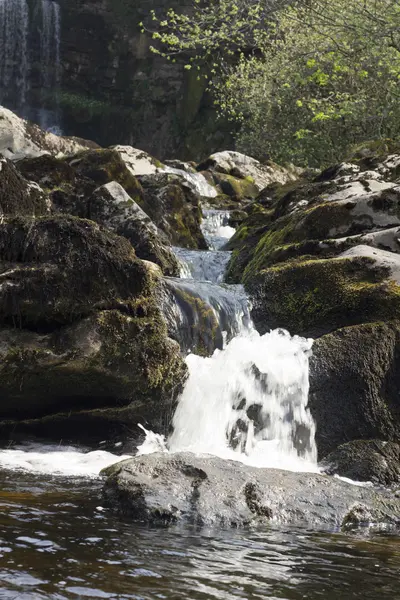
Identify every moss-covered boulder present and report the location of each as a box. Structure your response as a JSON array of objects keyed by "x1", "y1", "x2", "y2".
[
  {"x1": 0, "y1": 215, "x2": 151, "y2": 329},
  {"x1": 90, "y1": 182, "x2": 180, "y2": 276},
  {"x1": 309, "y1": 321, "x2": 400, "y2": 458},
  {"x1": 16, "y1": 153, "x2": 94, "y2": 217},
  {"x1": 0, "y1": 214, "x2": 187, "y2": 442},
  {"x1": 67, "y1": 148, "x2": 144, "y2": 203},
  {"x1": 0, "y1": 306, "x2": 186, "y2": 442},
  {"x1": 212, "y1": 172, "x2": 259, "y2": 200},
  {"x1": 321, "y1": 440, "x2": 400, "y2": 485},
  {"x1": 0, "y1": 155, "x2": 51, "y2": 216},
  {"x1": 139, "y1": 173, "x2": 207, "y2": 249},
  {"x1": 247, "y1": 248, "x2": 400, "y2": 337},
  {"x1": 197, "y1": 151, "x2": 300, "y2": 190}
]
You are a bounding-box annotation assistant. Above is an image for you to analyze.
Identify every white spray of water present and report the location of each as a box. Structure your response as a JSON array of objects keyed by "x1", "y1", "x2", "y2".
[
  {"x1": 201, "y1": 209, "x2": 235, "y2": 250},
  {"x1": 138, "y1": 328, "x2": 318, "y2": 473},
  {"x1": 163, "y1": 166, "x2": 218, "y2": 198},
  {"x1": 0, "y1": 443, "x2": 129, "y2": 478}
]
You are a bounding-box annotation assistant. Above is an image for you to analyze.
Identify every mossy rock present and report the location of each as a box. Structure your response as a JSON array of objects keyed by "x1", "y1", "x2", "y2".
[
  {"x1": 309, "y1": 321, "x2": 400, "y2": 457},
  {"x1": 0, "y1": 215, "x2": 151, "y2": 329},
  {"x1": 212, "y1": 172, "x2": 259, "y2": 199},
  {"x1": 0, "y1": 155, "x2": 51, "y2": 216},
  {"x1": 247, "y1": 253, "x2": 400, "y2": 338},
  {"x1": 68, "y1": 148, "x2": 144, "y2": 204},
  {"x1": 16, "y1": 153, "x2": 94, "y2": 217},
  {"x1": 140, "y1": 173, "x2": 207, "y2": 249},
  {"x1": 0, "y1": 307, "x2": 187, "y2": 441}
]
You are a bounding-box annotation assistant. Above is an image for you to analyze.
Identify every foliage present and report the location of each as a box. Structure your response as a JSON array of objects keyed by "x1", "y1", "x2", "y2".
[{"x1": 144, "y1": 0, "x2": 400, "y2": 167}]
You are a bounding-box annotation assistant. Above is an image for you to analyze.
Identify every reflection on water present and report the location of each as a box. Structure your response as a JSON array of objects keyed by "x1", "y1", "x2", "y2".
[{"x1": 0, "y1": 469, "x2": 399, "y2": 599}]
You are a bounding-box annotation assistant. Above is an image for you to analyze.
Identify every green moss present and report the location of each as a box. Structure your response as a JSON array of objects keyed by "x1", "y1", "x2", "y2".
[
  {"x1": 247, "y1": 255, "x2": 400, "y2": 337},
  {"x1": 69, "y1": 149, "x2": 144, "y2": 203},
  {"x1": 214, "y1": 173, "x2": 259, "y2": 199}
]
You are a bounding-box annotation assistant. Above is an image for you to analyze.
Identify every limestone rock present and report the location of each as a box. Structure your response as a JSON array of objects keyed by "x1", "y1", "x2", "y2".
[
  {"x1": 0, "y1": 308, "x2": 186, "y2": 442},
  {"x1": 112, "y1": 145, "x2": 163, "y2": 176},
  {"x1": 67, "y1": 148, "x2": 144, "y2": 202},
  {"x1": 0, "y1": 215, "x2": 151, "y2": 328},
  {"x1": 197, "y1": 151, "x2": 300, "y2": 191},
  {"x1": 0, "y1": 214, "x2": 187, "y2": 441},
  {"x1": 247, "y1": 247, "x2": 400, "y2": 338},
  {"x1": 0, "y1": 105, "x2": 97, "y2": 160},
  {"x1": 102, "y1": 452, "x2": 400, "y2": 529},
  {"x1": 139, "y1": 173, "x2": 207, "y2": 249},
  {"x1": 89, "y1": 182, "x2": 180, "y2": 276}
]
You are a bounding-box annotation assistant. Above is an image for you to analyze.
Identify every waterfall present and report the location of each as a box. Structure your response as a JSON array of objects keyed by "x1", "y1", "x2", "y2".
[
  {"x1": 139, "y1": 208, "x2": 319, "y2": 473},
  {"x1": 0, "y1": 0, "x2": 61, "y2": 131},
  {"x1": 38, "y1": 0, "x2": 61, "y2": 131},
  {"x1": 0, "y1": 0, "x2": 29, "y2": 107}
]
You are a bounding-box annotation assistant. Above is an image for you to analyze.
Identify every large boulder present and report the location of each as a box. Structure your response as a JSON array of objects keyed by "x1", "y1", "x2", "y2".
[
  {"x1": 0, "y1": 105, "x2": 98, "y2": 160},
  {"x1": 0, "y1": 155, "x2": 51, "y2": 217},
  {"x1": 197, "y1": 151, "x2": 300, "y2": 191},
  {"x1": 321, "y1": 440, "x2": 400, "y2": 485},
  {"x1": 309, "y1": 321, "x2": 400, "y2": 458},
  {"x1": 89, "y1": 182, "x2": 180, "y2": 276},
  {"x1": 67, "y1": 148, "x2": 144, "y2": 203},
  {"x1": 102, "y1": 452, "x2": 400, "y2": 529},
  {"x1": 0, "y1": 215, "x2": 187, "y2": 441},
  {"x1": 0, "y1": 215, "x2": 151, "y2": 328},
  {"x1": 139, "y1": 173, "x2": 207, "y2": 249},
  {"x1": 247, "y1": 247, "x2": 400, "y2": 338}
]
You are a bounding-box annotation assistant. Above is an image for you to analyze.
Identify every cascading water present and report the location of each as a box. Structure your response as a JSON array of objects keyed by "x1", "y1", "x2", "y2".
[
  {"x1": 0, "y1": 0, "x2": 61, "y2": 131},
  {"x1": 0, "y1": 0, "x2": 29, "y2": 107},
  {"x1": 141, "y1": 207, "x2": 319, "y2": 473},
  {"x1": 38, "y1": 0, "x2": 61, "y2": 131}
]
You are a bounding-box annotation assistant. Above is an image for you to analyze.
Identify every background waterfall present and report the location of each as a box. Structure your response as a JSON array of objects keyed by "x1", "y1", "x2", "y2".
[
  {"x1": 0, "y1": 0, "x2": 61, "y2": 130},
  {"x1": 0, "y1": 0, "x2": 29, "y2": 107}
]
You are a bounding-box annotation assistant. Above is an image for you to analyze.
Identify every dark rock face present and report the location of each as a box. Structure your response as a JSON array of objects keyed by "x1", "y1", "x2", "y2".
[
  {"x1": 309, "y1": 322, "x2": 400, "y2": 458},
  {"x1": 321, "y1": 440, "x2": 400, "y2": 485},
  {"x1": 0, "y1": 155, "x2": 51, "y2": 216},
  {"x1": 102, "y1": 452, "x2": 400, "y2": 529},
  {"x1": 55, "y1": 0, "x2": 229, "y2": 159}
]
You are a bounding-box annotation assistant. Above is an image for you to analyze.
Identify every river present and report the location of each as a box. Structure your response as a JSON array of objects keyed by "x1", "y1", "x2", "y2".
[{"x1": 0, "y1": 464, "x2": 399, "y2": 599}]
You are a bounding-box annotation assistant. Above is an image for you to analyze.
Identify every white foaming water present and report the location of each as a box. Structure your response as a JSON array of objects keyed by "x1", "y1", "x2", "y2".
[
  {"x1": 163, "y1": 166, "x2": 218, "y2": 198},
  {"x1": 0, "y1": 444, "x2": 129, "y2": 478},
  {"x1": 202, "y1": 210, "x2": 236, "y2": 250},
  {"x1": 138, "y1": 328, "x2": 318, "y2": 473}
]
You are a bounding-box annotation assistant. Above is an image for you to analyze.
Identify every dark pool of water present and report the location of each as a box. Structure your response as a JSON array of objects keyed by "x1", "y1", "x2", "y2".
[{"x1": 0, "y1": 470, "x2": 399, "y2": 600}]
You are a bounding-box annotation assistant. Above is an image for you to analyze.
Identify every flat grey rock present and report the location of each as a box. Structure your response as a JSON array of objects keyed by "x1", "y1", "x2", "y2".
[{"x1": 102, "y1": 452, "x2": 400, "y2": 530}]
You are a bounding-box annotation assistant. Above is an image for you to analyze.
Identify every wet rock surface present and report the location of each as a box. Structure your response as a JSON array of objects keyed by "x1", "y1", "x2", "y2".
[
  {"x1": 309, "y1": 322, "x2": 400, "y2": 458},
  {"x1": 321, "y1": 440, "x2": 400, "y2": 485},
  {"x1": 102, "y1": 452, "x2": 400, "y2": 529}
]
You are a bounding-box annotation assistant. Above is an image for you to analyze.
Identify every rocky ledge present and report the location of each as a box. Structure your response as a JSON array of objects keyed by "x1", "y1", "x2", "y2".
[{"x1": 102, "y1": 452, "x2": 400, "y2": 530}]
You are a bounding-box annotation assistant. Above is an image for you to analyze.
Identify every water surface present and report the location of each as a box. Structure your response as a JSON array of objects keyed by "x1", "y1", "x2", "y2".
[{"x1": 0, "y1": 468, "x2": 399, "y2": 600}]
